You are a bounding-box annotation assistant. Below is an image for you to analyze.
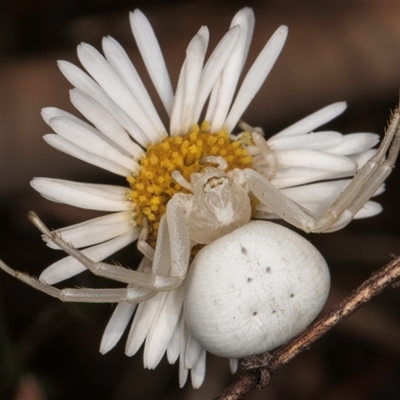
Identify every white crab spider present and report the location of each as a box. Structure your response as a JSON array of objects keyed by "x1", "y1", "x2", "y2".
[{"x1": 1, "y1": 115, "x2": 399, "y2": 359}]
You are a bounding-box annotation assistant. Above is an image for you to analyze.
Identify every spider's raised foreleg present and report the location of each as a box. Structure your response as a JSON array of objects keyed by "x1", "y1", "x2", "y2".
[
  {"x1": 310, "y1": 107, "x2": 400, "y2": 232},
  {"x1": 28, "y1": 212, "x2": 183, "y2": 291},
  {"x1": 0, "y1": 259, "x2": 156, "y2": 303},
  {"x1": 242, "y1": 168, "x2": 318, "y2": 231},
  {"x1": 240, "y1": 122, "x2": 277, "y2": 180},
  {"x1": 242, "y1": 107, "x2": 400, "y2": 233},
  {"x1": 160, "y1": 194, "x2": 191, "y2": 280},
  {"x1": 135, "y1": 193, "x2": 191, "y2": 284}
]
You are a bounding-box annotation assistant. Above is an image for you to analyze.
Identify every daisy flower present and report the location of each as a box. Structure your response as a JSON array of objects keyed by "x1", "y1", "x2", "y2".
[{"x1": 23, "y1": 8, "x2": 382, "y2": 388}]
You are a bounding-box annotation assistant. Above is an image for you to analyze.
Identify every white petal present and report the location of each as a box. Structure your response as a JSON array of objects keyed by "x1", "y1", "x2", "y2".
[
  {"x1": 273, "y1": 102, "x2": 347, "y2": 138},
  {"x1": 43, "y1": 134, "x2": 131, "y2": 176},
  {"x1": 169, "y1": 60, "x2": 186, "y2": 136},
  {"x1": 179, "y1": 361, "x2": 189, "y2": 388},
  {"x1": 47, "y1": 117, "x2": 137, "y2": 172},
  {"x1": 281, "y1": 179, "x2": 349, "y2": 203},
  {"x1": 143, "y1": 285, "x2": 184, "y2": 369},
  {"x1": 170, "y1": 27, "x2": 208, "y2": 135},
  {"x1": 354, "y1": 200, "x2": 382, "y2": 218},
  {"x1": 274, "y1": 149, "x2": 356, "y2": 172},
  {"x1": 281, "y1": 179, "x2": 385, "y2": 204},
  {"x1": 170, "y1": 27, "x2": 210, "y2": 136},
  {"x1": 31, "y1": 178, "x2": 131, "y2": 211},
  {"x1": 130, "y1": 9, "x2": 174, "y2": 116},
  {"x1": 255, "y1": 199, "x2": 382, "y2": 221},
  {"x1": 48, "y1": 116, "x2": 137, "y2": 171},
  {"x1": 271, "y1": 167, "x2": 354, "y2": 189},
  {"x1": 191, "y1": 25, "x2": 240, "y2": 125},
  {"x1": 77, "y1": 43, "x2": 162, "y2": 144},
  {"x1": 207, "y1": 8, "x2": 255, "y2": 130},
  {"x1": 178, "y1": 316, "x2": 189, "y2": 388},
  {"x1": 42, "y1": 107, "x2": 98, "y2": 134},
  {"x1": 229, "y1": 358, "x2": 239, "y2": 373},
  {"x1": 102, "y1": 36, "x2": 167, "y2": 137},
  {"x1": 167, "y1": 317, "x2": 182, "y2": 365},
  {"x1": 204, "y1": 75, "x2": 221, "y2": 127},
  {"x1": 100, "y1": 302, "x2": 137, "y2": 354},
  {"x1": 125, "y1": 292, "x2": 167, "y2": 357},
  {"x1": 69, "y1": 89, "x2": 145, "y2": 159},
  {"x1": 185, "y1": 334, "x2": 203, "y2": 369},
  {"x1": 190, "y1": 348, "x2": 206, "y2": 389},
  {"x1": 225, "y1": 25, "x2": 288, "y2": 132},
  {"x1": 58, "y1": 60, "x2": 149, "y2": 147},
  {"x1": 350, "y1": 149, "x2": 377, "y2": 169},
  {"x1": 100, "y1": 261, "x2": 157, "y2": 344},
  {"x1": 231, "y1": 8, "x2": 255, "y2": 71},
  {"x1": 267, "y1": 131, "x2": 344, "y2": 151},
  {"x1": 320, "y1": 133, "x2": 379, "y2": 155},
  {"x1": 39, "y1": 229, "x2": 138, "y2": 284},
  {"x1": 45, "y1": 211, "x2": 136, "y2": 249}
]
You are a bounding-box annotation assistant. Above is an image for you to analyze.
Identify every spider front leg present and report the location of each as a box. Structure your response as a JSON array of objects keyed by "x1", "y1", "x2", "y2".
[
  {"x1": 310, "y1": 108, "x2": 400, "y2": 232},
  {"x1": 159, "y1": 194, "x2": 191, "y2": 281},
  {"x1": 0, "y1": 211, "x2": 187, "y2": 304},
  {"x1": 27, "y1": 212, "x2": 183, "y2": 290},
  {"x1": 242, "y1": 107, "x2": 400, "y2": 233},
  {"x1": 240, "y1": 122, "x2": 277, "y2": 180},
  {"x1": 0, "y1": 203, "x2": 191, "y2": 303},
  {"x1": 0, "y1": 259, "x2": 156, "y2": 303}
]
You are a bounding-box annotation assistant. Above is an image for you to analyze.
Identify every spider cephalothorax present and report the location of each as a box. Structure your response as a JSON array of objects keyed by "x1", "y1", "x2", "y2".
[{"x1": 172, "y1": 158, "x2": 252, "y2": 245}]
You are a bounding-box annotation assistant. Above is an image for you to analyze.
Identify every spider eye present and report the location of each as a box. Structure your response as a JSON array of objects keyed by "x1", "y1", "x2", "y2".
[{"x1": 203, "y1": 176, "x2": 231, "y2": 193}]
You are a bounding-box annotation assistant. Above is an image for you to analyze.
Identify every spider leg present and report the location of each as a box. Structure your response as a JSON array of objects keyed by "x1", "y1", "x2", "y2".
[
  {"x1": 0, "y1": 259, "x2": 156, "y2": 303},
  {"x1": 244, "y1": 106, "x2": 400, "y2": 233},
  {"x1": 240, "y1": 122, "x2": 277, "y2": 180},
  {"x1": 251, "y1": 130, "x2": 277, "y2": 180},
  {"x1": 243, "y1": 167, "x2": 318, "y2": 231},
  {"x1": 135, "y1": 193, "x2": 191, "y2": 286},
  {"x1": 137, "y1": 217, "x2": 155, "y2": 261},
  {"x1": 163, "y1": 195, "x2": 191, "y2": 279},
  {"x1": 311, "y1": 106, "x2": 400, "y2": 232},
  {"x1": 28, "y1": 212, "x2": 182, "y2": 291}
]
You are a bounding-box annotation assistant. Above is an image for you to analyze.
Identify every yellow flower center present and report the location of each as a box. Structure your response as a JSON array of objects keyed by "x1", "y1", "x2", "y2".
[{"x1": 128, "y1": 122, "x2": 253, "y2": 244}]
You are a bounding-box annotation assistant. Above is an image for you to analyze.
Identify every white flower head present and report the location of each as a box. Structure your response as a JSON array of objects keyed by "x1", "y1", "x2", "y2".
[{"x1": 25, "y1": 8, "x2": 384, "y2": 389}]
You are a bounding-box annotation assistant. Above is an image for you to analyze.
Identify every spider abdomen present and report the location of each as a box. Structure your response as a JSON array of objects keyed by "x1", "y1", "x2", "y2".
[{"x1": 184, "y1": 220, "x2": 330, "y2": 359}]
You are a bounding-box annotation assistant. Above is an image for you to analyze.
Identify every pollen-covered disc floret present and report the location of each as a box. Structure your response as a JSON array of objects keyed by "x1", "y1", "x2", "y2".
[{"x1": 128, "y1": 122, "x2": 252, "y2": 242}]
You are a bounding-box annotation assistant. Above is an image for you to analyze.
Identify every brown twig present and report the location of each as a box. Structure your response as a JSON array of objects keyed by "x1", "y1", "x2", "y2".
[{"x1": 214, "y1": 255, "x2": 400, "y2": 400}]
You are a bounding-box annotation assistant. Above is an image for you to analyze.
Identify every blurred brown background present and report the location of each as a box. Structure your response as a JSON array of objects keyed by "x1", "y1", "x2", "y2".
[{"x1": 1, "y1": 1, "x2": 400, "y2": 399}]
